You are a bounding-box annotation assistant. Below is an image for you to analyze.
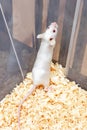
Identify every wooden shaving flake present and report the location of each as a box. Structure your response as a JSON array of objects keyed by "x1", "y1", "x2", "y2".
[{"x1": 0, "y1": 63, "x2": 87, "y2": 130}]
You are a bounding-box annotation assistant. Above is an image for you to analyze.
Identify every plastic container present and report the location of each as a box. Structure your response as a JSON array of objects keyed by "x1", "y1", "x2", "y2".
[{"x1": 66, "y1": 0, "x2": 87, "y2": 90}]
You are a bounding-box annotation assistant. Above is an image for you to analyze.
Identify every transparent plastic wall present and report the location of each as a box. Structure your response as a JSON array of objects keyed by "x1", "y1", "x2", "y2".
[
  {"x1": 0, "y1": 0, "x2": 86, "y2": 100},
  {"x1": 66, "y1": 0, "x2": 87, "y2": 90},
  {"x1": 0, "y1": 0, "x2": 36, "y2": 100}
]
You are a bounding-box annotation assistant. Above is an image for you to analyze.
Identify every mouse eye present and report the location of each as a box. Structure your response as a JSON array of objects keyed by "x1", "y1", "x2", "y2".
[
  {"x1": 53, "y1": 30, "x2": 56, "y2": 33},
  {"x1": 49, "y1": 38, "x2": 53, "y2": 41}
]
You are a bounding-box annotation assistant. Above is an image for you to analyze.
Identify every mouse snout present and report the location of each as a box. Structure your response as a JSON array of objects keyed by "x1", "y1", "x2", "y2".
[
  {"x1": 51, "y1": 22, "x2": 58, "y2": 29},
  {"x1": 51, "y1": 22, "x2": 57, "y2": 26},
  {"x1": 51, "y1": 22, "x2": 56, "y2": 25}
]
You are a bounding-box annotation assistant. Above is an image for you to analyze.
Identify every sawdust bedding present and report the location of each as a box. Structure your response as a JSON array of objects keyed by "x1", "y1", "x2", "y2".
[{"x1": 0, "y1": 63, "x2": 87, "y2": 130}]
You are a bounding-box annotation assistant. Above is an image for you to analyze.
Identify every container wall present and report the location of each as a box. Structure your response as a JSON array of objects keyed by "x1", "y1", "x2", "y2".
[
  {"x1": 0, "y1": 0, "x2": 23, "y2": 100},
  {"x1": 66, "y1": 0, "x2": 87, "y2": 90},
  {"x1": 0, "y1": 0, "x2": 87, "y2": 100}
]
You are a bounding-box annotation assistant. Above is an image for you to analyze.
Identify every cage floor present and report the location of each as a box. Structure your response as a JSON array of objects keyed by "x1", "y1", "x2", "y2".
[{"x1": 0, "y1": 63, "x2": 87, "y2": 130}]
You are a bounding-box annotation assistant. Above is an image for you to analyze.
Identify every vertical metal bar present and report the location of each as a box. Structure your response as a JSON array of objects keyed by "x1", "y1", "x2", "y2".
[
  {"x1": 47, "y1": 0, "x2": 59, "y2": 25},
  {"x1": 35, "y1": 0, "x2": 43, "y2": 51},
  {"x1": 69, "y1": 0, "x2": 83, "y2": 68},
  {"x1": 65, "y1": 0, "x2": 82, "y2": 75}
]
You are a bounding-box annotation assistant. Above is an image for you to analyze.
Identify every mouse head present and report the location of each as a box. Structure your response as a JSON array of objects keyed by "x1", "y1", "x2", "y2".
[{"x1": 37, "y1": 22, "x2": 58, "y2": 45}]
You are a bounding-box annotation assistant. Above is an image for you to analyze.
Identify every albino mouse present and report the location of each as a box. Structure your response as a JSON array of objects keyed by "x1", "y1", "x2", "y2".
[{"x1": 18, "y1": 22, "x2": 58, "y2": 130}]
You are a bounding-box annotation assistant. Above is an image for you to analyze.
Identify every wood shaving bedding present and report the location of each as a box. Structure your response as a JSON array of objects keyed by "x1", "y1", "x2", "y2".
[{"x1": 0, "y1": 63, "x2": 87, "y2": 130}]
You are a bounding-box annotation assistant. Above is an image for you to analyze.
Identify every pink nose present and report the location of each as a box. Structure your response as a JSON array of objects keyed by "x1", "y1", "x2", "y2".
[
  {"x1": 51, "y1": 22, "x2": 58, "y2": 28},
  {"x1": 51, "y1": 22, "x2": 57, "y2": 25}
]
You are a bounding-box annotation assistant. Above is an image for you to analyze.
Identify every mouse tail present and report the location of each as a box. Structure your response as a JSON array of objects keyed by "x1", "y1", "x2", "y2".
[{"x1": 18, "y1": 84, "x2": 36, "y2": 130}]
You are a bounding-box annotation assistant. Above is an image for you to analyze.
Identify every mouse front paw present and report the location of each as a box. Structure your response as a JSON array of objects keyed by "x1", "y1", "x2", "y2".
[{"x1": 49, "y1": 39, "x2": 56, "y2": 46}]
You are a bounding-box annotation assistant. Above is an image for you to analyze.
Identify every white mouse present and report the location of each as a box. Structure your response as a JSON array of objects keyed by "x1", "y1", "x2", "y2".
[
  {"x1": 32, "y1": 22, "x2": 58, "y2": 90},
  {"x1": 18, "y1": 22, "x2": 58, "y2": 130}
]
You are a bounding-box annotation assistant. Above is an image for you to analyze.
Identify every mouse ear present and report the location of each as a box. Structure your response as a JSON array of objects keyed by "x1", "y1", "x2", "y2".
[{"x1": 37, "y1": 33, "x2": 44, "y2": 39}]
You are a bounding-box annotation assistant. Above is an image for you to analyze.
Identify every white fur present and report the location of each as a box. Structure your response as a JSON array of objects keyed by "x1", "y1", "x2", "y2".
[{"x1": 32, "y1": 22, "x2": 58, "y2": 89}]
